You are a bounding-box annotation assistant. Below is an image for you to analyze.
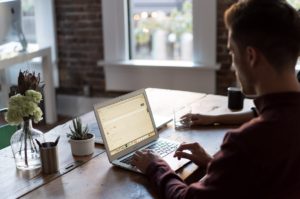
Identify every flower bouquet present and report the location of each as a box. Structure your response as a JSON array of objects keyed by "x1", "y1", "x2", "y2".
[{"x1": 6, "y1": 70, "x2": 45, "y2": 170}]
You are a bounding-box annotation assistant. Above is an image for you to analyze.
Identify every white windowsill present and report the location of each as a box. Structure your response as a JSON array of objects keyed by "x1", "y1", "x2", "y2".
[
  {"x1": 100, "y1": 60, "x2": 219, "y2": 93},
  {"x1": 98, "y1": 60, "x2": 220, "y2": 71}
]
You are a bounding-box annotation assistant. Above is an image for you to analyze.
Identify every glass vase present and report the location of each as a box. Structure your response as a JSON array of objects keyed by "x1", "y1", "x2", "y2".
[{"x1": 10, "y1": 119, "x2": 45, "y2": 170}]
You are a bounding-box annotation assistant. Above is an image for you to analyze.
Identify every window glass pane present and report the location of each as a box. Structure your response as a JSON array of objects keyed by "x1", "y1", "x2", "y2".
[
  {"x1": 129, "y1": 0, "x2": 193, "y2": 61},
  {"x1": 287, "y1": 0, "x2": 300, "y2": 10},
  {"x1": 287, "y1": 0, "x2": 300, "y2": 69},
  {"x1": 21, "y1": 0, "x2": 36, "y2": 43}
]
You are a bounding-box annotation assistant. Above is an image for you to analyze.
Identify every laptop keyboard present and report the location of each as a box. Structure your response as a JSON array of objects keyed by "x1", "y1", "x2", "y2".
[{"x1": 120, "y1": 140, "x2": 179, "y2": 165}]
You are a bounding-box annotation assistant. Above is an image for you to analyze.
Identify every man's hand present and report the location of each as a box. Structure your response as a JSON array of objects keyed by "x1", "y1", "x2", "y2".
[
  {"x1": 174, "y1": 142, "x2": 212, "y2": 168},
  {"x1": 181, "y1": 113, "x2": 216, "y2": 126},
  {"x1": 131, "y1": 150, "x2": 163, "y2": 173}
]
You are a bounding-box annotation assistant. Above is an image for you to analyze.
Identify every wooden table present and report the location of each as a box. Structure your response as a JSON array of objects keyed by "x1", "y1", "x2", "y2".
[{"x1": 0, "y1": 88, "x2": 254, "y2": 199}]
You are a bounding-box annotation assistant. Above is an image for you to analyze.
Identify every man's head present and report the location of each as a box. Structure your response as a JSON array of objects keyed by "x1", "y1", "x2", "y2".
[{"x1": 224, "y1": 0, "x2": 300, "y2": 95}]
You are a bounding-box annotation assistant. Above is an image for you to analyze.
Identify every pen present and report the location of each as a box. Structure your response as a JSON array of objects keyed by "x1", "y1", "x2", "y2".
[{"x1": 54, "y1": 136, "x2": 60, "y2": 146}]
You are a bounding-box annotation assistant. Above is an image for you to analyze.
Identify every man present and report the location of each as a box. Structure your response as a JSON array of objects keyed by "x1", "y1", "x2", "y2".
[{"x1": 132, "y1": 0, "x2": 300, "y2": 198}]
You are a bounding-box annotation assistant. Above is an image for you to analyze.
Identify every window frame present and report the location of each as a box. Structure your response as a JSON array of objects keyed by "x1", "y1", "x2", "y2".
[
  {"x1": 102, "y1": 0, "x2": 217, "y2": 65},
  {"x1": 34, "y1": 0, "x2": 57, "y2": 63},
  {"x1": 101, "y1": 0, "x2": 218, "y2": 93}
]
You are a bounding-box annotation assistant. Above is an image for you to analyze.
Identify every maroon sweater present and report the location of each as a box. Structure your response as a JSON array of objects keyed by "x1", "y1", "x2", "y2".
[{"x1": 146, "y1": 92, "x2": 300, "y2": 199}]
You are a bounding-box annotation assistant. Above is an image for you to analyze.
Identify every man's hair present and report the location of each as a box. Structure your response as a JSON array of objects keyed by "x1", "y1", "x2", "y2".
[{"x1": 224, "y1": 0, "x2": 300, "y2": 71}]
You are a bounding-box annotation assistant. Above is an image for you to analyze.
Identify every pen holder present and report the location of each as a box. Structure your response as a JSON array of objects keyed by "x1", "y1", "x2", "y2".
[{"x1": 39, "y1": 142, "x2": 59, "y2": 174}]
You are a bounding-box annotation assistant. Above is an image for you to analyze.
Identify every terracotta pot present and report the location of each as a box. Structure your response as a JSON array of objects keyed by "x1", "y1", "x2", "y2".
[{"x1": 69, "y1": 133, "x2": 95, "y2": 156}]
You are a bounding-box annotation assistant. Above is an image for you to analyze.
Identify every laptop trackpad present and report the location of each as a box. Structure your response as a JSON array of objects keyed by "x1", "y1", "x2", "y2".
[{"x1": 164, "y1": 153, "x2": 191, "y2": 172}]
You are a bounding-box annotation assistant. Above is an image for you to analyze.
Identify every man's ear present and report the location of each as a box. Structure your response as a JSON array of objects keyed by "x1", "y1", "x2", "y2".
[{"x1": 246, "y1": 46, "x2": 257, "y2": 68}]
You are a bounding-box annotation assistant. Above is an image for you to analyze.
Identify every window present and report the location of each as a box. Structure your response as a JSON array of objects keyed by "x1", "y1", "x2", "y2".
[
  {"x1": 21, "y1": 0, "x2": 36, "y2": 43},
  {"x1": 129, "y1": 0, "x2": 193, "y2": 61},
  {"x1": 102, "y1": 0, "x2": 216, "y2": 65},
  {"x1": 287, "y1": 0, "x2": 300, "y2": 10},
  {"x1": 101, "y1": 0, "x2": 218, "y2": 93},
  {"x1": 287, "y1": 0, "x2": 300, "y2": 70}
]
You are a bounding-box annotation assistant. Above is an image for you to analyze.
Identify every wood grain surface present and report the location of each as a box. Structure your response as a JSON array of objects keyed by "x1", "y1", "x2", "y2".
[{"x1": 0, "y1": 88, "x2": 254, "y2": 199}]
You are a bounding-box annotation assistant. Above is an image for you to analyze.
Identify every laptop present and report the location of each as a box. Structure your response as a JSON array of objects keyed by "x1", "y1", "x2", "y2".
[
  {"x1": 90, "y1": 112, "x2": 172, "y2": 145},
  {"x1": 93, "y1": 89, "x2": 190, "y2": 173}
]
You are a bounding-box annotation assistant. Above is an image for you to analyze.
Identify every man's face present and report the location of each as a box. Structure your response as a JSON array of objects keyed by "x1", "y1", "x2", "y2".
[{"x1": 227, "y1": 31, "x2": 256, "y2": 96}]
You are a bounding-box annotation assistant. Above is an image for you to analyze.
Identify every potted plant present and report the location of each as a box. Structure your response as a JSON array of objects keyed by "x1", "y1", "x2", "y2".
[{"x1": 67, "y1": 117, "x2": 95, "y2": 156}]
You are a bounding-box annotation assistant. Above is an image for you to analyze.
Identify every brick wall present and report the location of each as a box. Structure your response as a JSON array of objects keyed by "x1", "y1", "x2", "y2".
[
  {"x1": 55, "y1": 0, "x2": 237, "y2": 96},
  {"x1": 55, "y1": 0, "x2": 105, "y2": 96},
  {"x1": 216, "y1": 0, "x2": 238, "y2": 95}
]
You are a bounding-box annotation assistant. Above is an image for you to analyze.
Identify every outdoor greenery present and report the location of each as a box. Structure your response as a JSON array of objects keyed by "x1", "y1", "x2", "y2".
[
  {"x1": 287, "y1": 0, "x2": 300, "y2": 10},
  {"x1": 22, "y1": 0, "x2": 34, "y2": 16},
  {"x1": 134, "y1": 0, "x2": 192, "y2": 45}
]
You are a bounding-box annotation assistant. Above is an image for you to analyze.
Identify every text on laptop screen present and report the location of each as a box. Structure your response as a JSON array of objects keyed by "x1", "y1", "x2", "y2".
[{"x1": 96, "y1": 94, "x2": 156, "y2": 155}]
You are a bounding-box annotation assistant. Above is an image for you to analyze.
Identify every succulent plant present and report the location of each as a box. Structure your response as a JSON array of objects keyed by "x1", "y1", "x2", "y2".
[{"x1": 67, "y1": 117, "x2": 91, "y2": 140}]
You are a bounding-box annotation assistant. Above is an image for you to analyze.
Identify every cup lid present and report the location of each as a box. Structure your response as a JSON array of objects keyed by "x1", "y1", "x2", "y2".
[{"x1": 227, "y1": 87, "x2": 242, "y2": 92}]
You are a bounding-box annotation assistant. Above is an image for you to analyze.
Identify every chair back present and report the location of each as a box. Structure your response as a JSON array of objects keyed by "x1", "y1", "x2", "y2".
[
  {"x1": 0, "y1": 108, "x2": 17, "y2": 149},
  {"x1": 0, "y1": 124, "x2": 17, "y2": 149}
]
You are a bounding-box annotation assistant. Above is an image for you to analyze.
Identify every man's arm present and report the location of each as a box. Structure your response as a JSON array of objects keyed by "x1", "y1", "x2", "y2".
[
  {"x1": 132, "y1": 133, "x2": 255, "y2": 199},
  {"x1": 181, "y1": 109, "x2": 257, "y2": 126}
]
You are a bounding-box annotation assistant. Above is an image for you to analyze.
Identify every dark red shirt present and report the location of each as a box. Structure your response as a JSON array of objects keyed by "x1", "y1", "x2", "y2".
[{"x1": 146, "y1": 92, "x2": 300, "y2": 199}]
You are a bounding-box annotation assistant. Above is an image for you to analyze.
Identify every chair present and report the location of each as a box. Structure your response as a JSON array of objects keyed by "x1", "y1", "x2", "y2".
[{"x1": 0, "y1": 108, "x2": 17, "y2": 149}]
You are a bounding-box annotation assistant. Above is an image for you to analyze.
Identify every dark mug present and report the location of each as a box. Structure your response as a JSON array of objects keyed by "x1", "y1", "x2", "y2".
[{"x1": 227, "y1": 87, "x2": 244, "y2": 110}]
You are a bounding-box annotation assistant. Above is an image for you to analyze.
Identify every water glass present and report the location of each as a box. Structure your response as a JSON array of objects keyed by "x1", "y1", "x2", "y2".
[{"x1": 173, "y1": 105, "x2": 192, "y2": 130}]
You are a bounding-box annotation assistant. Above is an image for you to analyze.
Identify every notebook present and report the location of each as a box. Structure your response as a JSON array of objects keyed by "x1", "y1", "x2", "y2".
[{"x1": 93, "y1": 89, "x2": 190, "y2": 173}]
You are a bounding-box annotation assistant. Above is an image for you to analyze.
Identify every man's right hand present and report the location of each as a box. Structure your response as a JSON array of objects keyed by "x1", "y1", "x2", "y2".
[{"x1": 174, "y1": 142, "x2": 212, "y2": 168}]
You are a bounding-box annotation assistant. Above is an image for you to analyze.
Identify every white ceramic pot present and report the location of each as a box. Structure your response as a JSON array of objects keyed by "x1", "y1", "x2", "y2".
[{"x1": 69, "y1": 133, "x2": 95, "y2": 156}]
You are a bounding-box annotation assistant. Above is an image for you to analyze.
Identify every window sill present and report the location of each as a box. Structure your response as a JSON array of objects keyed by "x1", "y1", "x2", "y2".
[
  {"x1": 99, "y1": 60, "x2": 220, "y2": 94},
  {"x1": 98, "y1": 60, "x2": 219, "y2": 70}
]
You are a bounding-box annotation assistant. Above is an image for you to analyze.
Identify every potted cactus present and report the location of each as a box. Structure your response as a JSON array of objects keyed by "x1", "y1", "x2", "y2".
[{"x1": 67, "y1": 117, "x2": 95, "y2": 156}]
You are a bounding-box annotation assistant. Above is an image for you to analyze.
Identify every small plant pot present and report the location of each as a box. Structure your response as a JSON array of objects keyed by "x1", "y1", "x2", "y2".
[{"x1": 69, "y1": 133, "x2": 95, "y2": 156}]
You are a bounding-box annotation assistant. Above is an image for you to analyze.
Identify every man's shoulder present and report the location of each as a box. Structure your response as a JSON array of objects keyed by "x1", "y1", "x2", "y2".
[
  {"x1": 222, "y1": 117, "x2": 275, "y2": 154},
  {"x1": 225, "y1": 117, "x2": 267, "y2": 141}
]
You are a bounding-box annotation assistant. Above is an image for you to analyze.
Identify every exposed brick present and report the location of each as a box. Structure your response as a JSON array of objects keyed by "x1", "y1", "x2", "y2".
[
  {"x1": 216, "y1": 0, "x2": 238, "y2": 94},
  {"x1": 54, "y1": 0, "x2": 104, "y2": 96}
]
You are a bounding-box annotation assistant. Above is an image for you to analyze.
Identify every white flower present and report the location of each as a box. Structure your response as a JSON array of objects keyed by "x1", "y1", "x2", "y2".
[
  {"x1": 25, "y1": 90, "x2": 42, "y2": 104},
  {"x1": 5, "y1": 90, "x2": 43, "y2": 125}
]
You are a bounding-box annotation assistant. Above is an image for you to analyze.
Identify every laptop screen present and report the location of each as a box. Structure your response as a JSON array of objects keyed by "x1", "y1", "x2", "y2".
[{"x1": 96, "y1": 94, "x2": 156, "y2": 156}]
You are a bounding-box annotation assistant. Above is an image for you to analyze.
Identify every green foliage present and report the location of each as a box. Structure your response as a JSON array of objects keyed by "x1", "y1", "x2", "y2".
[
  {"x1": 169, "y1": 1, "x2": 192, "y2": 35},
  {"x1": 134, "y1": 0, "x2": 192, "y2": 45},
  {"x1": 67, "y1": 117, "x2": 90, "y2": 140},
  {"x1": 22, "y1": 0, "x2": 35, "y2": 16}
]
